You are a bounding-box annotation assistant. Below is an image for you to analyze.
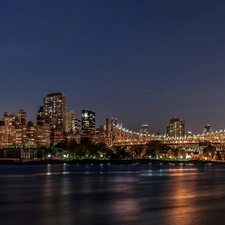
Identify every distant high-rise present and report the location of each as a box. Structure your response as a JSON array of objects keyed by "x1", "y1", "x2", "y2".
[
  {"x1": 81, "y1": 110, "x2": 95, "y2": 133},
  {"x1": 43, "y1": 92, "x2": 67, "y2": 132},
  {"x1": 140, "y1": 124, "x2": 149, "y2": 135},
  {"x1": 167, "y1": 117, "x2": 185, "y2": 137},
  {"x1": 74, "y1": 118, "x2": 81, "y2": 134},
  {"x1": 17, "y1": 109, "x2": 27, "y2": 126},
  {"x1": 36, "y1": 106, "x2": 45, "y2": 126},
  {"x1": 204, "y1": 125, "x2": 212, "y2": 134},
  {"x1": 65, "y1": 110, "x2": 75, "y2": 133}
]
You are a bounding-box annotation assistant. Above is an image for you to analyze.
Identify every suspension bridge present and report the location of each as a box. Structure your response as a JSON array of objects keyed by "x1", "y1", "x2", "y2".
[{"x1": 105, "y1": 121, "x2": 225, "y2": 148}]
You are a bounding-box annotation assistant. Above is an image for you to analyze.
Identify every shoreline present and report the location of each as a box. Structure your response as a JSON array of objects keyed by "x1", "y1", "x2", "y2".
[{"x1": 0, "y1": 158, "x2": 224, "y2": 165}]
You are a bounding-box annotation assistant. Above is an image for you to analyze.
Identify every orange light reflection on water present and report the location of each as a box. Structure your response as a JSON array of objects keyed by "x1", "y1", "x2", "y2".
[{"x1": 160, "y1": 167, "x2": 202, "y2": 225}]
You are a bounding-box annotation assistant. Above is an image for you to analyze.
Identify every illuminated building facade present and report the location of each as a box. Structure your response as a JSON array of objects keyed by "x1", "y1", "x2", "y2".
[
  {"x1": 65, "y1": 110, "x2": 75, "y2": 133},
  {"x1": 36, "y1": 106, "x2": 45, "y2": 126},
  {"x1": 167, "y1": 117, "x2": 185, "y2": 137},
  {"x1": 81, "y1": 110, "x2": 95, "y2": 133},
  {"x1": 0, "y1": 118, "x2": 16, "y2": 148},
  {"x1": 140, "y1": 124, "x2": 149, "y2": 135},
  {"x1": 26, "y1": 121, "x2": 35, "y2": 143},
  {"x1": 0, "y1": 111, "x2": 50, "y2": 149},
  {"x1": 204, "y1": 125, "x2": 212, "y2": 134},
  {"x1": 74, "y1": 118, "x2": 81, "y2": 134},
  {"x1": 43, "y1": 92, "x2": 67, "y2": 132},
  {"x1": 35, "y1": 125, "x2": 50, "y2": 147},
  {"x1": 17, "y1": 109, "x2": 27, "y2": 126}
]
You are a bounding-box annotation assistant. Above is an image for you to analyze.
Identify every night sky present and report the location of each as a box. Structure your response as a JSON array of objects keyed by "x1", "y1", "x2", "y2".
[{"x1": 1, "y1": 0, "x2": 225, "y2": 134}]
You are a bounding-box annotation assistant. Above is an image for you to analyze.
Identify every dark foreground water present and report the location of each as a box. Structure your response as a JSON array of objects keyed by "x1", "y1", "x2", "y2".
[{"x1": 1, "y1": 163, "x2": 225, "y2": 225}]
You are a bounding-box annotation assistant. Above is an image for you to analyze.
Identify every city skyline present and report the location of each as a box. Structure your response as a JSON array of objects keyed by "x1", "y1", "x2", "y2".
[
  {"x1": 1, "y1": 0, "x2": 225, "y2": 134},
  {"x1": 0, "y1": 91, "x2": 219, "y2": 135}
]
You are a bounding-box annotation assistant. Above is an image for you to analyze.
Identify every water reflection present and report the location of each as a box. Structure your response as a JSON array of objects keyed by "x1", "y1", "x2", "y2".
[
  {"x1": 163, "y1": 171, "x2": 200, "y2": 225},
  {"x1": 1, "y1": 164, "x2": 225, "y2": 225}
]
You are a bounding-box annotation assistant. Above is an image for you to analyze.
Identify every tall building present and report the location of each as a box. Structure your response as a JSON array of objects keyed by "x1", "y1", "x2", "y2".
[
  {"x1": 167, "y1": 117, "x2": 185, "y2": 137},
  {"x1": 65, "y1": 110, "x2": 75, "y2": 133},
  {"x1": 36, "y1": 106, "x2": 45, "y2": 126},
  {"x1": 26, "y1": 121, "x2": 35, "y2": 143},
  {"x1": 43, "y1": 92, "x2": 67, "y2": 132},
  {"x1": 17, "y1": 109, "x2": 27, "y2": 126},
  {"x1": 81, "y1": 110, "x2": 95, "y2": 133},
  {"x1": 74, "y1": 118, "x2": 81, "y2": 134},
  {"x1": 204, "y1": 125, "x2": 212, "y2": 134},
  {"x1": 0, "y1": 114, "x2": 16, "y2": 148},
  {"x1": 140, "y1": 124, "x2": 149, "y2": 135}
]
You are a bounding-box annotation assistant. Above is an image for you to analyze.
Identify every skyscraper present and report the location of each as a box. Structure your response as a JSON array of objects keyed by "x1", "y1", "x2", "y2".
[
  {"x1": 17, "y1": 109, "x2": 27, "y2": 126},
  {"x1": 167, "y1": 117, "x2": 185, "y2": 137},
  {"x1": 81, "y1": 110, "x2": 95, "y2": 133},
  {"x1": 204, "y1": 125, "x2": 212, "y2": 134},
  {"x1": 74, "y1": 118, "x2": 81, "y2": 134},
  {"x1": 65, "y1": 110, "x2": 75, "y2": 133},
  {"x1": 43, "y1": 92, "x2": 67, "y2": 132},
  {"x1": 36, "y1": 106, "x2": 44, "y2": 126},
  {"x1": 140, "y1": 124, "x2": 149, "y2": 135}
]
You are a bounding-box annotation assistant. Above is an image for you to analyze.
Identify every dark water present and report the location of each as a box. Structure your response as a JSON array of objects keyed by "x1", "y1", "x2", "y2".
[{"x1": 1, "y1": 163, "x2": 225, "y2": 225}]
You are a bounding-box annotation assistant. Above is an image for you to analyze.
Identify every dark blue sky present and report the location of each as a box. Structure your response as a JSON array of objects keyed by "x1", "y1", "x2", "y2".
[{"x1": 1, "y1": 0, "x2": 225, "y2": 134}]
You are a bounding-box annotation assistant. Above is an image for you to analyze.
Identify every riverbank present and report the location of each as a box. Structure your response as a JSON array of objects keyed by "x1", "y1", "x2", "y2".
[{"x1": 0, "y1": 158, "x2": 224, "y2": 164}]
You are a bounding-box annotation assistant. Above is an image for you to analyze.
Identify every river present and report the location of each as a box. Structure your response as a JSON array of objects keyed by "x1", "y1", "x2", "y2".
[{"x1": 0, "y1": 162, "x2": 225, "y2": 225}]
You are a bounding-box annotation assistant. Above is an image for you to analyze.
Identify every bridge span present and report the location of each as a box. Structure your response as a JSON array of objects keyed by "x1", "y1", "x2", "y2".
[{"x1": 106, "y1": 123, "x2": 225, "y2": 148}]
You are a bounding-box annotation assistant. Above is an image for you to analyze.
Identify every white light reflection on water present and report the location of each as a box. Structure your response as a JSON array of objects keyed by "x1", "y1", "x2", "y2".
[
  {"x1": 141, "y1": 167, "x2": 198, "y2": 177},
  {"x1": 1, "y1": 164, "x2": 225, "y2": 225}
]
